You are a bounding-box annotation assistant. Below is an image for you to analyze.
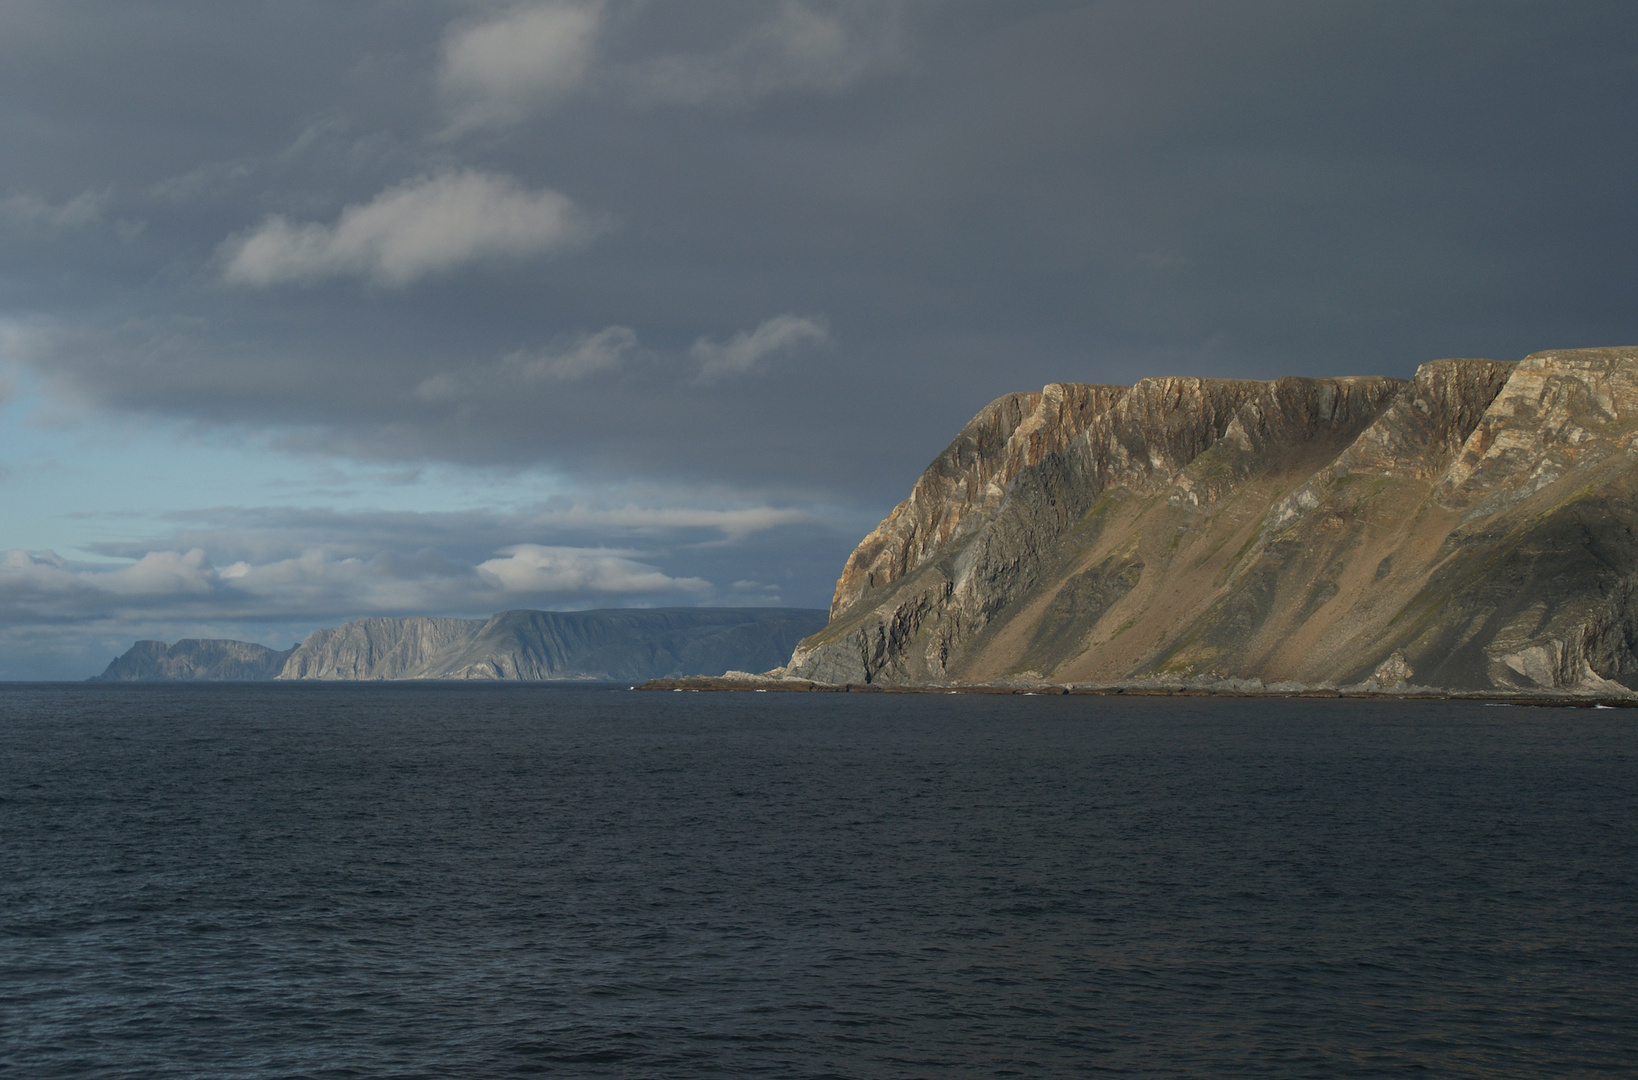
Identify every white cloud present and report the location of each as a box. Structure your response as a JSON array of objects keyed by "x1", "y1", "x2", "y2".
[
  {"x1": 413, "y1": 372, "x2": 465, "y2": 403},
  {"x1": 439, "y1": 2, "x2": 603, "y2": 133},
  {"x1": 507, "y1": 325, "x2": 638, "y2": 381},
  {"x1": 205, "y1": 548, "x2": 452, "y2": 614},
  {"x1": 434, "y1": 2, "x2": 899, "y2": 128},
  {"x1": 101, "y1": 549, "x2": 217, "y2": 596},
  {"x1": 691, "y1": 313, "x2": 828, "y2": 382},
  {"x1": 635, "y1": 2, "x2": 901, "y2": 107},
  {"x1": 1, "y1": 188, "x2": 109, "y2": 227},
  {"x1": 477, "y1": 544, "x2": 709, "y2": 595},
  {"x1": 0, "y1": 548, "x2": 216, "y2": 604},
  {"x1": 0, "y1": 537, "x2": 713, "y2": 626},
  {"x1": 220, "y1": 170, "x2": 597, "y2": 288}
]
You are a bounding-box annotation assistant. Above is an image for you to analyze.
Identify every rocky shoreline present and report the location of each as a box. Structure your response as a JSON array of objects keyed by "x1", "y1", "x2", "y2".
[{"x1": 637, "y1": 672, "x2": 1637, "y2": 707}]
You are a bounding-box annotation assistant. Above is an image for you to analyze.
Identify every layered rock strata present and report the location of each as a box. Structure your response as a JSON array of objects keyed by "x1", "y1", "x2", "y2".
[
  {"x1": 784, "y1": 348, "x2": 1638, "y2": 696},
  {"x1": 277, "y1": 617, "x2": 481, "y2": 680}
]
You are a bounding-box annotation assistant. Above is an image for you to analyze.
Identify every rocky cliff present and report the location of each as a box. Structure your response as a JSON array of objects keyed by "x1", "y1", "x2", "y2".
[
  {"x1": 784, "y1": 348, "x2": 1638, "y2": 696},
  {"x1": 92, "y1": 638, "x2": 295, "y2": 681},
  {"x1": 277, "y1": 617, "x2": 482, "y2": 680},
  {"x1": 276, "y1": 607, "x2": 827, "y2": 681}
]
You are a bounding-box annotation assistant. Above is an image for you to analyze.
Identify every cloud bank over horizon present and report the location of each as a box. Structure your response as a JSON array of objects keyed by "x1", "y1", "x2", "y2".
[
  {"x1": 0, "y1": 495, "x2": 852, "y2": 679},
  {"x1": 2, "y1": 1, "x2": 1636, "y2": 675}
]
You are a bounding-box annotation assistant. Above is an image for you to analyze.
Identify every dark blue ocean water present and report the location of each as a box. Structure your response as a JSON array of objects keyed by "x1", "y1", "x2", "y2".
[{"x1": 1, "y1": 684, "x2": 1634, "y2": 1079}]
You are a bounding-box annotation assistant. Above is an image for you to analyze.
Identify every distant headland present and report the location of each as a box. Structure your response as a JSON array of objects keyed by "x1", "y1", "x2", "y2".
[{"x1": 92, "y1": 608, "x2": 826, "y2": 682}]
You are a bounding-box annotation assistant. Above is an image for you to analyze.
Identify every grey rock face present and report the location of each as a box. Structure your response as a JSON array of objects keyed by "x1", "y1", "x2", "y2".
[
  {"x1": 787, "y1": 348, "x2": 1638, "y2": 697},
  {"x1": 276, "y1": 617, "x2": 484, "y2": 680},
  {"x1": 277, "y1": 608, "x2": 828, "y2": 681},
  {"x1": 92, "y1": 639, "x2": 295, "y2": 681}
]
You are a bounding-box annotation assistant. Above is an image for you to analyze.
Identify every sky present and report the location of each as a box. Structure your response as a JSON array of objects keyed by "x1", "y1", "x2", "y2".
[{"x1": 2, "y1": 1, "x2": 1636, "y2": 678}]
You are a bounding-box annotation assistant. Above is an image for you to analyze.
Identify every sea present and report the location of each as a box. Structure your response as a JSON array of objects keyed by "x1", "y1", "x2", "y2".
[{"x1": 1, "y1": 683, "x2": 1634, "y2": 1079}]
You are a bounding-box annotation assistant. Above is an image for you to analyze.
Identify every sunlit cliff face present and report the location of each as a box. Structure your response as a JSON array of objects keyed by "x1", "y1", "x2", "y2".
[{"x1": 791, "y1": 350, "x2": 1638, "y2": 696}]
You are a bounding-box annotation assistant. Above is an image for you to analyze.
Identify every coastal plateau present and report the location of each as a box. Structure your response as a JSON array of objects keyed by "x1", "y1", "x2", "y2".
[
  {"x1": 767, "y1": 347, "x2": 1638, "y2": 697},
  {"x1": 93, "y1": 607, "x2": 826, "y2": 681}
]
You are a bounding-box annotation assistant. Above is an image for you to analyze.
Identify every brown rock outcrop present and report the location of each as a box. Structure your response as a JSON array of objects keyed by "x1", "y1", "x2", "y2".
[
  {"x1": 829, "y1": 383, "x2": 1122, "y2": 619},
  {"x1": 785, "y1": 348, "x2": 1638, "y2": 697}
]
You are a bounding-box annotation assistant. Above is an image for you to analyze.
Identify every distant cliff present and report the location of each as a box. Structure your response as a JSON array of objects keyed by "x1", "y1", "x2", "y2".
[
  {"x1": 95, "y1": 608, "x2": 828, "y2": 682},
  {"x1": 91, "y1": 639, "x2": 295, "y2": 681},
  {"x1": 279, "y1": 607, "x2": 827, "y2": 681},
  {"x1": 277, "y1": 617, "x2": 482, "y2": 680},
  {"x1": 783, "y1": 348, "x2": 1638, "y2": 696}
]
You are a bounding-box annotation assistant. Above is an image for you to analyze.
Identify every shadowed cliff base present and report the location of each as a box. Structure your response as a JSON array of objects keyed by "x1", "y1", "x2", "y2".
[
  {"x1": 636, "y1": 671, "x2": 1638, "y2": 707},
  {"x1": 770, "y1": 348, "x2": 1638, "y2": 698}
]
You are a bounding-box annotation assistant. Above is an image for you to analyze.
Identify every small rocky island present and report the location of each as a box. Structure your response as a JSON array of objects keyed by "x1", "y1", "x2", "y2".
[
  {"x1": 655, "y1": 347, "x2": 1638, "y2": 701},
  {"x1": 93, "y1": 608, "x2": 826, "y2": 682}
]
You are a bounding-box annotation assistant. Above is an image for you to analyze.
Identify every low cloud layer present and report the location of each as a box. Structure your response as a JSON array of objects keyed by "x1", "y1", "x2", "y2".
[
  {"x1": 504, "y1": 326, "x2": 639, "y2": 383},
  {"x1": 221, "y1": 171, "x2": 597, "y2": 287},
  {"x1": 0, "y1": 496, "x2": 856, "y2": 677},
  {"x1": 432, "y1": 1, "x2": 904, "y2": 130},
  {"x1": 631, "y1": 2, "x2": 904, "y2": 107},
  {"x1": 692, "y1": 314, "x2": 828, "y2": 383},
  {"x1": 0, "y1": 541, "x2": 707, "y2": 681},
  {"x1": 477, "y1": 544, "x2": 708, "y2": 596},
  {"x1": 0, "y1": 541, "x2": 709, "y2": 624},
  {"x1": 0, "y1": 189, "x2": 107, "y2": 228}
]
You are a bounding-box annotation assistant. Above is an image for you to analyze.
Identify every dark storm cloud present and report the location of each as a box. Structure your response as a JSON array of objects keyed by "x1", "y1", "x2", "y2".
[{"x1": 5, "y1": 1, "x2": 1638, "y2": 498}]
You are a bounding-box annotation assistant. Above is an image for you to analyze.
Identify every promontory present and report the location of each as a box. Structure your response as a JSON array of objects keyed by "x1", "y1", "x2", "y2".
[{"x1": 752, "y1": 347, "x2": 1638, "y2": 697}]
